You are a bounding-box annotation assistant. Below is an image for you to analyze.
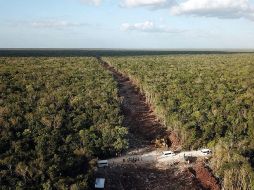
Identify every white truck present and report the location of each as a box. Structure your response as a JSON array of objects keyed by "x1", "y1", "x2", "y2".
[
  {"x1": 97, "y1": 160, "x2": 108, "y2": 168},
  {"x1": 159, "y1": 151, "x2": 176, "y2": 159},
  {"x1": 200, "y1": 149, "x2": 212, "y2": 156}
]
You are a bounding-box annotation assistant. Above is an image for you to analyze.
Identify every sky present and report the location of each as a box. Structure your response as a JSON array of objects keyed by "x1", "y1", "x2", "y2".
[{"x1": 1, "y1": 0, "x2": 254, "y2": 49}]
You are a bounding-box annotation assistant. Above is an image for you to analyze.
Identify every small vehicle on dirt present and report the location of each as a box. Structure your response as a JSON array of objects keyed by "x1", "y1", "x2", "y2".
[
  {"x1": 160, "y1": 151, "x2": 176, "y2": 158},
  {"x1": 200, "y1": 149, "x2": 212, "y2": 156},
  {"x1": 97, "y1": 160, "x2": 108, "y2": 168}
]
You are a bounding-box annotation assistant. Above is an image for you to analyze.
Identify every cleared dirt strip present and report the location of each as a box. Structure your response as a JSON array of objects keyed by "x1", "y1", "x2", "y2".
[{"x1": 97, "y1": 57, "x2": 220, "y2": 190}]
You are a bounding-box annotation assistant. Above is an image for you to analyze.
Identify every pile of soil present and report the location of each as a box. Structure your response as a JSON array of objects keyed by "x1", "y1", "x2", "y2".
[
  {"x1": 169, "y1": 132, "x2": 182, "y2": 151},
  {"x1": 192, "y1": 163, "x2": 220, "y2": 190}
]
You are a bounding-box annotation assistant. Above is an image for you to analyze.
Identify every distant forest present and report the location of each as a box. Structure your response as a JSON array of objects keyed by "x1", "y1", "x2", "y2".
[{"x1": 1, "y1": 49, "x2": 253, "y2": 57}]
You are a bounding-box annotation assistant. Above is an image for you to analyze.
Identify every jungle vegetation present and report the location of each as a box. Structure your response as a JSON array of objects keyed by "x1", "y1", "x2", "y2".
[
  {"x1": 105, "y1": 54, "x2": 254, "y2": 190},
  {"x1": 0, "y1": 57, "x2": 128, "y2": 189}
]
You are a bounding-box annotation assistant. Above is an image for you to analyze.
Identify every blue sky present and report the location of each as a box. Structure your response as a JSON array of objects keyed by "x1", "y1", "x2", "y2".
[{"x1": 1, "y1": 0, "x2": 254, "y2": 48}]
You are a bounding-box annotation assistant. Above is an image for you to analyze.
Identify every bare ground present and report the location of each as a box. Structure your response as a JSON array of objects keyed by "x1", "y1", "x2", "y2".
[
  {"x1": 97, "y1": 164, "x2": 205, "y2": 190},
  {"x1": 96, "y1": 57, "x2": 220, "y2": 190}
]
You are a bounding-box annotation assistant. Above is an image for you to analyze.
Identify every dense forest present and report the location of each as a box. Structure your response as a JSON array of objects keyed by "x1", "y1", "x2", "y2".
[
  {"x1": 105, "y1": 54, "x2": 254, "y2": 190},
  {"x1": 0, "y1": 57, "x2": 128, "y2": 189}
]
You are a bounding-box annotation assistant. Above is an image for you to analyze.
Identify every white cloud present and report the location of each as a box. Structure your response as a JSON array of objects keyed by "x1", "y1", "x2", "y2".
[
  {"x1": 121, "y1": 21, "x2": 184, "y2": 33},
  {"x1": 79, "y1": 0, "x2": 101, "y2": 5},
  {"x1": 171, "y1": 0, "x2": 254, "y2": 20},
  {"x1": 121, "y1": 0, "x2": 175, "y2": 8},
  {"x1": 31, "y1": 20, "x2": 86, "y2": 29},
  {"x1": 121, "y1": 0, "x2": 254, "y2": 21},
  {"x1": 122, "y1": 21, "x2": 154, "y2": 30}
]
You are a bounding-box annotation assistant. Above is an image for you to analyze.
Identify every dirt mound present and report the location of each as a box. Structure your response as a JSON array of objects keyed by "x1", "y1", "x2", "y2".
[
  {"x1": 192, "y1": 163, "x2": 220, "y2": 190},
  {"x1": 169, "y1": 132, "x2": 182, "y2": 151}
]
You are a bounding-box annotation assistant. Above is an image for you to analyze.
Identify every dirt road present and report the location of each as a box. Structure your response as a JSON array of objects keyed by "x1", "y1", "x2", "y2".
[
  {"x1": 97, "y1": 57, "x2": 220, "y2": 190},
  {"x1": 108, "y1": 150, "x2": 211, "y2": 166}
]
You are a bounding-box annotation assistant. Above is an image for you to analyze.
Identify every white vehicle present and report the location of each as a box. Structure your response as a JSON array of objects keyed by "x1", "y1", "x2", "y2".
[
  {"x1": 160, "y1": 151, "x2": 176, "y2": 158},
  {"x1": 95, "y1": 178, "x2": 105, "y2": 189},
  {"x1": 97, "y1": 160, "x2": 108, "y2": 168},
  {"x1": 200, "y1": 149, "x2": 212, "y2": 155}
]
